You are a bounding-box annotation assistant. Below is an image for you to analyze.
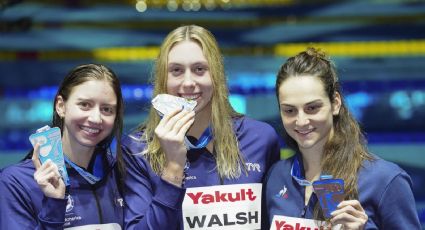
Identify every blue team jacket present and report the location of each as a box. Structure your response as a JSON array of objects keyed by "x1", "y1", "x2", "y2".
[
  {"x1": 264, "y1": 154, "x2": 421, "y2": 229},
  {"x1": 0, "y1": 151, "x2": 124, "y2": 230},
  {"x1": 121, "y1": 116, "x2": 281, "y2": 229}
]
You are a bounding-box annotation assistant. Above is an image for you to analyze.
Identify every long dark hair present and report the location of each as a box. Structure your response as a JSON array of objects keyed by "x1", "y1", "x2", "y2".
[{"x1": 275, "y1": 47, "x2": 373, "y2": 220}]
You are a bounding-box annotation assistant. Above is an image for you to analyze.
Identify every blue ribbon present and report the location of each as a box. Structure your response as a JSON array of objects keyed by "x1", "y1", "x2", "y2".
[
  {"x1": 184, "y1": 126, "x2": 213, "y2": 150},
  {"x1": 291, "y1": 156, "x2": 313, "y2": 186},
  {"x1": 64, "y1": 153, "x2": 104, "y2": 185},
  {"x1": 291, "y1": 156, "x2": 333, "y2": 186}
]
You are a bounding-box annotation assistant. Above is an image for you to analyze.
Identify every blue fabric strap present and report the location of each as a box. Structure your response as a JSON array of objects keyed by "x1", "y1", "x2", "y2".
[
  {"x1": 184, "y1": 126, "x2": 213, "y2": 150},
  {"x1": 291, "y1": 156, "x2": 313, "y2": 186},
  {"x1": 64, "y1": 153, "x2": 104, "y2": 184},
  {"x1": 291, "y1": 155, "x2": 333, "y2": 186}
]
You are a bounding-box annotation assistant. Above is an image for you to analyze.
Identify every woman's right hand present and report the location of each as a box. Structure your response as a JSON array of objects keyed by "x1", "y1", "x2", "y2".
[
  {"x1": 331, "y1": 200, "x2": 368, "y2": 230},
  {"x1": 154, "y1": 108, "x2": 195, "y2": 186},
  {"x1": 32, "y1": 143, "x2": 66, "y2": 199}
]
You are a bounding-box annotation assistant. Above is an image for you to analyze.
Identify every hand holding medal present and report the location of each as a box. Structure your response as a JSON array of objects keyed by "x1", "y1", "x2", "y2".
[{"x1": 152, "y1": 94, "x2": 197, "y2": 187}]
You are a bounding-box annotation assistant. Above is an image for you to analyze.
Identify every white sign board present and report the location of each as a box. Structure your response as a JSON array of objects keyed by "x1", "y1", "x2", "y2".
[{"x1": 183, "y1": 183, "x2": 262, "y2": 230}]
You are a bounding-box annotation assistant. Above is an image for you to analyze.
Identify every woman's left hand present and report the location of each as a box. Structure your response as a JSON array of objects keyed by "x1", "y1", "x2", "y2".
[{"x1": 330, "y1": 200, "x2": 368, "y2": 230}]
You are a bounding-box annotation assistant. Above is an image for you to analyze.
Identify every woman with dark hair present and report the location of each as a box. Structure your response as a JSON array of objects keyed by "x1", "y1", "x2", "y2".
[
  {"x1": 0, "y1": 64, "x2": 125, "y2": 229},
  {"x1": 264, "y1": 47, "x2": 420, "y2": 229}
]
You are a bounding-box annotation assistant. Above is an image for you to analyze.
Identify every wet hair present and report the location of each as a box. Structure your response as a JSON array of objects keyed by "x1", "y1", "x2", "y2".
[
  {"x1": 138, "y1": 25, "x2": 244, "y2": 179},
  {"x1": 26, "y1": 64, "x2": 125, "y2": 180},
  {"x1": 275, "y1": 47, "x2": 373, "y2": 220}
]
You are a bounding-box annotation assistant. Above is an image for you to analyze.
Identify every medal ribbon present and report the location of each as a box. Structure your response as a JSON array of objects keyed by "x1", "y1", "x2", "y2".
[
  {"x1": 184, "y1": 126, "x2": 212, "y2": 150},
  {"x1": 64, "y1": 153, "x2": 104, "y2": 184}
]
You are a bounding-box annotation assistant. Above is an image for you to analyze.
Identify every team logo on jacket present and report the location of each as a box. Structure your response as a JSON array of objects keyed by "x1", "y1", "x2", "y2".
[
  {"x1": 275, "y1": 186, "x2": 288, "y2": 199},
  {"x1": 116, "y1": 198, "x2": 124, "y2": 207},
  {"x1": 245, "y1": 162, "x2": 261, "y2": 172},
  {"x1": 66, "y1": 194, "x2": 74, "y2": 212}
]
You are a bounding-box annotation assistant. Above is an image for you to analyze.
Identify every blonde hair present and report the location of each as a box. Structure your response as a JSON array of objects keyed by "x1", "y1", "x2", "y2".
[{"x1": 138, "y1": 25, "x2": 244, "y2": 179}]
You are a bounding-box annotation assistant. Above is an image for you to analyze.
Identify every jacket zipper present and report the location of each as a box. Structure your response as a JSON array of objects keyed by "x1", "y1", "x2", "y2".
[
  {"x1": 301, "y1": 205, "x2": 308, "y2": 218},
  {"x1": 92, "y1": 187, "x2": 104, "y2": 224}
]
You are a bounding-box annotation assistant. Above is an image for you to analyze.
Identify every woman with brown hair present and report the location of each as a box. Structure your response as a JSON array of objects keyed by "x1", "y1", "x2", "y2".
[
  {"x1": 264, "y1": 47, "x2": 420, "y2": 229},
  {"x1": 0, "y1": 64, "x2": 125, "y2": 229}
]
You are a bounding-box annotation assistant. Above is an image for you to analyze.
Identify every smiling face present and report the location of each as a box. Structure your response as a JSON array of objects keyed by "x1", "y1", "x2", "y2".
[
  {"x1": 166, "y1": 40, "x2": 213, "y2": 118},
  {"x1": 278, "y1": 75, "x2": 341, "y2": 154},
  {"x1": 56, "y1": 80, "x2": 117, "y2": 153}
]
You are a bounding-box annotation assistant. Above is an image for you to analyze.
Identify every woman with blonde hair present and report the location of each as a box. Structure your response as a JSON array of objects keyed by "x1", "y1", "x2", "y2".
[
  {"x1": 264, "y1": 47, "x2": 420, "y2": 229},
  {"x1": 122, "y1": 25, "x2": 280, "y2": 229}
]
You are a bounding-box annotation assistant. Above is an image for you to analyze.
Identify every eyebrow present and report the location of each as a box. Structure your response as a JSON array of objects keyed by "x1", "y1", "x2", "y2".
[
  {"x1": 168, "y1": 62, "x2": 183, "y2": 66},
  {"x1": 191, "y1": 61, "x2": 208, "y2": 65},
  {"x1": 280, "y1": 99, "x2": 322, "y2": 107},
  {"x1": 168, "y1": 61, "x2": 208, "y2": 66},
  {"x1": 306, "y1": 100, "x2": 322, "y2": 105},
  {"x1": 76, "y1": 97, "x2": 117, "y2": 106},
  {"x1": 75, "y1": 97, "x2": 90, "y2": 101}
]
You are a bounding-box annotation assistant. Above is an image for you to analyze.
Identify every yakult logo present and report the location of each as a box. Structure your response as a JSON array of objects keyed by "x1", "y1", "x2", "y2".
[
  {"x1": 271, "y1": 216, "x2": 338, "y2": 230},
  {"x1": 274, "y1": 220, "x2": 328, "y2": 230},
  {"x1": 187, "y1": 188, "x2": 257, "y2": 204}
]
